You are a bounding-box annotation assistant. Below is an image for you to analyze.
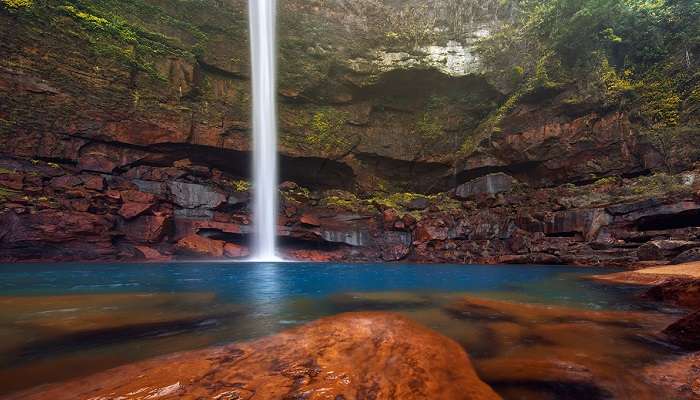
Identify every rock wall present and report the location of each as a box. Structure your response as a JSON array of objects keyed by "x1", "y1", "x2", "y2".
[{"x1": 1, "y1": 0, "x2": 699, "y2": 265}]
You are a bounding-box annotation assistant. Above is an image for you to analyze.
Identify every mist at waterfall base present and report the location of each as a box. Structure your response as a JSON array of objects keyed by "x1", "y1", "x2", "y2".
[{"x1": 248, "y1": 0, "x2": 280, "y2": 261}]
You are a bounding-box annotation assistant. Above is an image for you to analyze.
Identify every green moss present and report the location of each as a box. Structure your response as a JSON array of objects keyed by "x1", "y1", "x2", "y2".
[
  {"x1": 285, "y1": 107, "x2": 352, "y2": 156},
  {"x1": 320, "y1": 191, "x2": 365, "y2": 213},
  {"x1": 2, "y1": 0, "x2": 32, "y2": 9},
  {"x1": 230, "y1": 180, "x2": 251, "y2": 192},
  {"x1": 0, "y1": 167, "x2": 16, "y2": 174},
  {"x1": 50, "y1": 0, "x2": 205, "y2": 78},
  {"x1": 628, "y1": 173, "x2": 692, "y2": 196}
]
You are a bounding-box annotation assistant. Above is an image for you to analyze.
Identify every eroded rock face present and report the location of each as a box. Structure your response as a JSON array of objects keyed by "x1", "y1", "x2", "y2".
[
  {"x1": 9, "y1": 312, "x2": 501, "y2": 400},
  {"x1": 455, "y1": 173, "x2": 517, "y2": 199}
]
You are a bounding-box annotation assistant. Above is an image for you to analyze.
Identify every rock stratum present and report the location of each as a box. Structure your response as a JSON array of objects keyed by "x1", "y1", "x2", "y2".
[
  {"x1": 6, "y1": 312, "x2": 501, "y2": 400},
  {"x1": 0, "y1": 0, "x2": 699, "y2": 265}
]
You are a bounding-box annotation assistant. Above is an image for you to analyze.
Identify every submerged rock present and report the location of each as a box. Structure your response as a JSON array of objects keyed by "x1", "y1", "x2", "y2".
[{"x1": 10, "y1": 312, "x2": 501, "y2": 400}]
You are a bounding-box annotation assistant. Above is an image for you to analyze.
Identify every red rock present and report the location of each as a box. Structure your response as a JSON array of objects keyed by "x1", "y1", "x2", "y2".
[
  {"x1": 0, "y1": 172, "x2": 22, "y2": 190},
  {"x1": 119, "y1": 202, "x2": 152, "y2": 220},
  {"x1": 134, "y1": 246, "x2": 172, "y2": 261},
  {"x1": 173, "y1": 220, "x2": 245, "y2": 241},
  {"x1": 223, "y1": 243, "x2": 249, "y2": 258},
  {"x1": 120, "y1": 190, "x2": 156, "y2": 204},
  {"x1": 414, "y1": 220, "x2": 449, "y2": 242},
  {"x1": 10, "y1": 313, "x2": 500, "y2": 400},
  {"x1": 118, "y1": 190, "x2": 157, "y2": 219},
  {"x1": 287, "y1": 249, "x2": 336, "y2": 262},
  {"x1": 123, "y1": 215, "x2": 169, "y2": 243},
  {"x1": 80, "y1": 174, "x2": 104, "y2": 191},
  {"x1": 383, "y1": 208, "x2": 400, "y2": 227},
  {"x1": 175, "y1": 234, "x2": 225, "y2": 257},
  {"x1": 643, "y1": 279, "x2": 700, "y2": 308},
  {"x1": 300, "y1": 212, "x2": 321, "y2": 227},
  {"x1": 50, "y1": 175, "x2": 82, "y2": 189}
]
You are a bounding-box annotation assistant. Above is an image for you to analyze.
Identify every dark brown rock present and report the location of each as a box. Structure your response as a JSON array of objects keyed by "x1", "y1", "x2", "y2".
[
  {"x1": 638, "y1": 240, "x2": 700, "y2": 261},
  {"x1": 664, "y1": 311, "x2": 700, "y2": 350},
  {"x1": 455, "y1": 173, "x2": 516, "y2": 199},
  {"x1": 673, "y1": 248, "x2": 700, "y2": 264}
]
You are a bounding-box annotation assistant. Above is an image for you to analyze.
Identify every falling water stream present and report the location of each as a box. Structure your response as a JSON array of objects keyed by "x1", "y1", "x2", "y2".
[{"x1": 248, "y1": 0, "x2": 279, "y2": 261}]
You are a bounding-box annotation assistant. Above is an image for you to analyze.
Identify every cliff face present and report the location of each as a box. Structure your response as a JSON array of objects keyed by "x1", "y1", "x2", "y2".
[{"x1": 0, "y1": 0, "x2": 699, "y2": 265}]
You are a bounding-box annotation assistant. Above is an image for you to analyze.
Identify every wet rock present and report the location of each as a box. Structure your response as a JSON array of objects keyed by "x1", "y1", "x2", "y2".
[
  {"x1": 168, "y1": 181, "x2": 227, "y2": 209},
  {"x1": 644, "y1": 352, "x2": 700, "y2": 400},
  {"x1": 10, "y1": 313, "x2": 501, "y2": 400},
  {"x1": 447, "y1": 296, "x2": 673, "y2": 399},
  {"x1": 543, "y1": 209, "x2": 612, "y2": 241},
  {"x1": 223, "y1": 243, "x2": 249, "y2": 259},
  {"x1": 175, "y1": 234, "x2": 225, "y2": 257},
  {"x1": 663, "y1": 311, "x2": 700, "y2": 350},
  {"x1": 455, "y1": 173, "x2": 516, "y2": 199},
  {"x1": 321, "y1": 228, "x2": 370, "y2": 247},
  {"x1": 643, "y1": 279, "x2": 700, "y2": 309},
  {"x1": 286, "y1": 248, "x2": 339, "y2": 262},
  {"x1": 118, "y1": 190, "x2": 157, "y2": 220},
  {"x1": 299, "y1": 212, "x2": 321, "y2": 227},
  {"x1": 122, "y1": 215, "x2": 169, "y2": 243},
  {"x1": 134, "y1": 246, "x2": 171, "y2": 261}
]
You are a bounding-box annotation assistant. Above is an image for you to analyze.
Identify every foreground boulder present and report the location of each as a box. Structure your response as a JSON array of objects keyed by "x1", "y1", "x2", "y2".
[{"x1": 10, "y1": 312, "x2": 501, "y2": 400}]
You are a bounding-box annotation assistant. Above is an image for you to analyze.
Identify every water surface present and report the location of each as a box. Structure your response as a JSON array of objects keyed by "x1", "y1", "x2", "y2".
[{"x1": 0, "y1": 262, "x2": 679, "y2": 398}]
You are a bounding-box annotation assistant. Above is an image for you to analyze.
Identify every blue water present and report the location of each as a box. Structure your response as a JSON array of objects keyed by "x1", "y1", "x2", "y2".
[
  {"x1": 0, "y1": 262, "x2": 667, "y2": 397},
  {"x1": 0, "y1": 262, "x2": 638, "y2": 308}
]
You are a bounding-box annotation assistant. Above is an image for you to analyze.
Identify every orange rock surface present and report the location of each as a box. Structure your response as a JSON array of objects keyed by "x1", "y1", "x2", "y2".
[{"x1": 9, "y1": 312, "x2": 501, "y2": 400}]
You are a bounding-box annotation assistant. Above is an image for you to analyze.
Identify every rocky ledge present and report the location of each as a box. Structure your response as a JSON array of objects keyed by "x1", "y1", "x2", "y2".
[
  {"x1": 1, "y1": 155, "x2": 699, "y2": 266},
  {"x1": 7, "y1": 312, "x2": 501, "y2": 400}
]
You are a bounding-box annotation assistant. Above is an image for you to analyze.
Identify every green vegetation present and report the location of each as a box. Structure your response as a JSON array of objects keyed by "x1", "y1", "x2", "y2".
[
  {"x1": 230, "y1": 180, "x2": 251, "y2": 193},
  {"x1": 286, "y1": 108, "x2": 353, "y2": 157},
  {"x1": 2, "y1": 0, "x2": 32, "y2": 9},
  {"x1": 471, "y1": 0, "x2": 700, "y2": 161},
  {"x1": 561, "y1": 171, "x2": 696, "y2": 208},
  {"x1": 55, "y1": 0, "x2": 203, "y2": 77}
]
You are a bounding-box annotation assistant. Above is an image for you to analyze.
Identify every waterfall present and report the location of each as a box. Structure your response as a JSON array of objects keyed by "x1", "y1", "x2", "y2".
[{"x1": 248, "y1": 0, "x2": 279, "y2": 261}]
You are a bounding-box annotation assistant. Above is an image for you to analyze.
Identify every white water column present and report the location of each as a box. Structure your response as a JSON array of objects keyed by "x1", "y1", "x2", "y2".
[{"x1": 248, "y1": 0, "x2": 279, "y2": 261}]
